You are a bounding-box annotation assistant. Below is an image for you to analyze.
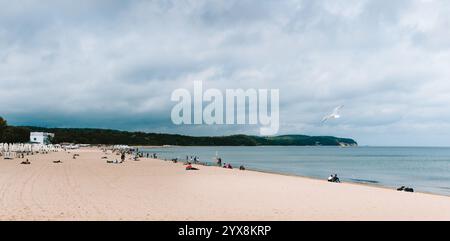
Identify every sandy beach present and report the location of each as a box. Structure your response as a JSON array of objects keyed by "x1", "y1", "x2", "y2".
[{"x1": 0, "y1": 147, "x2": 449, "y2": 221}]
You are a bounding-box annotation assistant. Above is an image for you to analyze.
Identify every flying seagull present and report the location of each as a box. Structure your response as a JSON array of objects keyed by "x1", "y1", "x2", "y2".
[{"x1": 322, "y1": 105, "x2": 344, "y2": 123}]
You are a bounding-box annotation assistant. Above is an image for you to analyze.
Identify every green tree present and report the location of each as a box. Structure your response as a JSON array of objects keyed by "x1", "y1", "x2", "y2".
[
  {"x1": 0, "y1": 116, "x2": 6, "y2": 129},
  {"x1": 0, "y1": 117, "x2": 7, "y2": 142},
  {"x1": 0, "y1": 116, "x2": 7, "y2": 135}
]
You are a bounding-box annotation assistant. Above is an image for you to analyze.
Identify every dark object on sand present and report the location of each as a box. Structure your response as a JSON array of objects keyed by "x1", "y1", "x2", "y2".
[
  {"x1": 53, "y1": 160, "x2": 62, "y2": 163},
  {"x1": 397, "y1": 186, "x2": 414, "y2": 192},
  {"x1": 223, "y1": 163, "x2": 233, "y2": 169},
  {"x1": 327, "y1": 174, "x2": 340, "y2": 183},
  {"x1": 404, "y1": 187, "x2": 414, "y2": 192},
  {"x1": 21, "y1": 159, "x2": 31, "y2": 165},
  {"x1": 107, "y1": 159, "x2": 123, "y2": 164},
  {"x1": 101, "y1": 156, "x2": 108, "y2": 159},
  {"x1": 186, "y1": 164, "x2": 199, "y2": 170},
  {"x1": 239, "y1": 165, "x2": 246, "y2": 170}
]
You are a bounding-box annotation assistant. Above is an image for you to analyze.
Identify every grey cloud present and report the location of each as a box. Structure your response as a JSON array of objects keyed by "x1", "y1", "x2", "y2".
[{"x1": 1, "y1": 0, "x2": 450, "y2": 146}]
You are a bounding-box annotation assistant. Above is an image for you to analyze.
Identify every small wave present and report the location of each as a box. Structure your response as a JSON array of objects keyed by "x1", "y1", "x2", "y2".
[{"x1": 350, "y1": 178, "x2": 379, "y2": 184}]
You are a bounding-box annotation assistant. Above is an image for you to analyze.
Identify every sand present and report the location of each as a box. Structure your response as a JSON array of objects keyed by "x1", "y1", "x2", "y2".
[{"x1": 0, "y1": 147, "x2": 449, "y2": 221}]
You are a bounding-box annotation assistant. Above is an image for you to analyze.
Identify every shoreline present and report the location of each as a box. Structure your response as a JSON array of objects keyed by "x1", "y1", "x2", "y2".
[
  {"x1": 138, "y1": 146, "x2": 449, "y2": 198},
  {"x1": 157, "y1": 157, "x2": 449, "y2": 198},
  {"x1": 238, "y1": 167, "x2": 449, "y2": 198}
]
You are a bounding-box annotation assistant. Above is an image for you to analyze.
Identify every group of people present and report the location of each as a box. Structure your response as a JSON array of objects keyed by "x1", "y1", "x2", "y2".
[
  {"x1": 147, "y1": 153, "x2": 157, "y2": 159},
  {"x1": 223, "y1": 163, "x2": 233, "y2": 169},
  {"x1": 328, "y1": 174, "x2": 341, "y2": 183},
  {"x1": 184, "y1": 156, "x2": 203, "y2": 170},
  {"x1": 186, "y1": 155, "x2": 199, "y2": 163},
  {"x1": 397, "y1": 186, "x2": 414, "y2": 192},
  {"x1": 216, "y1": 157, "x2": 245, "y2": 170},
  {"x1": 106, "y1": 151, "x2": 126, "y2": 164}
]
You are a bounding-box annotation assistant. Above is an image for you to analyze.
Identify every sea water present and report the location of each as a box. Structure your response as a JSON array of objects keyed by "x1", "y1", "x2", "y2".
[{"x1": 141, "y1": 146, "x2": 450, "y2": 196}]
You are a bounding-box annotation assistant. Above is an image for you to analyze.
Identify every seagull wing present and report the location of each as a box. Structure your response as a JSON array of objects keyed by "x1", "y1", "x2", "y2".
[
  {"x1": 321, "y1": 114, "x2": 331, "y2": 123},
  {"x1": 332, "y1": 105, "x2": 344, "y2": 115}
]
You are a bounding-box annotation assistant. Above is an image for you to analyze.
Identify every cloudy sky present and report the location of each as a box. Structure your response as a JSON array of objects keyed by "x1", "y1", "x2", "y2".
[{"x1": 1, "y1": 0, "x2": 450, "y2": 146}]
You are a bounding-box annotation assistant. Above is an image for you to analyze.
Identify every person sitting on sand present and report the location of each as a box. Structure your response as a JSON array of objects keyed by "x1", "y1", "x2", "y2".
[
  {"x1": 333, "y1": 174, "x2": 340, "y2": 183},
  {"x1": 328, "y1": 174, "x2": 340, "y2": 183},
  {"x1": 239, "y1": 165, "x2": 246, "y2": 171},
  {"x1": 404, "y1": 187, "x2": 414, "y2": 192},
  {"x1": 223, "y1": 163, "x2": 233, "y2": 169},
  {"x1": 186, "y1": 164, "x2": 199, "y2": 170},
  {"x1": 331, "y1": 174, "x2": 340, "y2": 183},
  {"x1": 328, "y1": 174, "x2": 334, "y2": 182},
  {"x1": 397, "y1": 186, "x2": 414, "y2": 192},
  {"x1": 397, "y1": 186, "x2": 405, "y2": 191},
  {"x1": 21, "y1": 159, "x2": 31, "y2": 165}
]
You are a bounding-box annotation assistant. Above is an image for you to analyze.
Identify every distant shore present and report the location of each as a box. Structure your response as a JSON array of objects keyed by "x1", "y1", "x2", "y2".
[{"x1": 0, "y1": 147, "x2": 449, "y2": 220}]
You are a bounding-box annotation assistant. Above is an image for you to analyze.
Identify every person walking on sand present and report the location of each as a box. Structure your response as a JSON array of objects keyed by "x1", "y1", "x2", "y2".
[
  {"x1": 217, "y1": 157, "x2": 222, "y2": 167},
  {"x1": 121, "y1": 152, "x2": 125, "y2": 163}
]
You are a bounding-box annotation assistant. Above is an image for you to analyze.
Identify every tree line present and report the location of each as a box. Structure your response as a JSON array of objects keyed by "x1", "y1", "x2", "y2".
[
  {"x1": 0, "y1": 117, "x2": 30, "y2": 143},
  {"x1": 0, "y1": 117, "x2": 357, "y2": 146}
]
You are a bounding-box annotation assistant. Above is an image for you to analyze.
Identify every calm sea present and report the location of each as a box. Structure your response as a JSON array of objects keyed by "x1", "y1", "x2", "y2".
[{"x1": 141, "y1": 146, "x2": 450, "y2": 196}]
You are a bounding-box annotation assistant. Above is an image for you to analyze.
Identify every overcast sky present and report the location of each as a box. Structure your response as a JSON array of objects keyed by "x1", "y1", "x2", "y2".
[{"x1": 1, "y1": 0, "x2": 450, "y2": 146}]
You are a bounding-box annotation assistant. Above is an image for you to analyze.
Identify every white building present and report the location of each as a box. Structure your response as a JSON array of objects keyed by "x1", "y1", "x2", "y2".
[{"x1": 30, "y1": 132, "x2": 55, "y2": 144}]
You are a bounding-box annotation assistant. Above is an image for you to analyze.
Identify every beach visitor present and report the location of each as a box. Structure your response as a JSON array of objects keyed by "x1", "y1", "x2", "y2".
[
  {"x1": 328, "y1": 174, "x2": 334, "y2": 182},
  {"x1": 21, "y1": 159, "x2": 31, "y2": 165},
  {"x1": 334, "y1": 174, "x2": 340, "y2": 183},
  {"x1": 186, "y1": 164, "x2": 198, "y2": 170},
  {"x1": 223, "y1": 163, "x2": 233, "y2": 169},
  {"x1": 328, "y1": 174, "x2": 340, "y2": 183}
]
